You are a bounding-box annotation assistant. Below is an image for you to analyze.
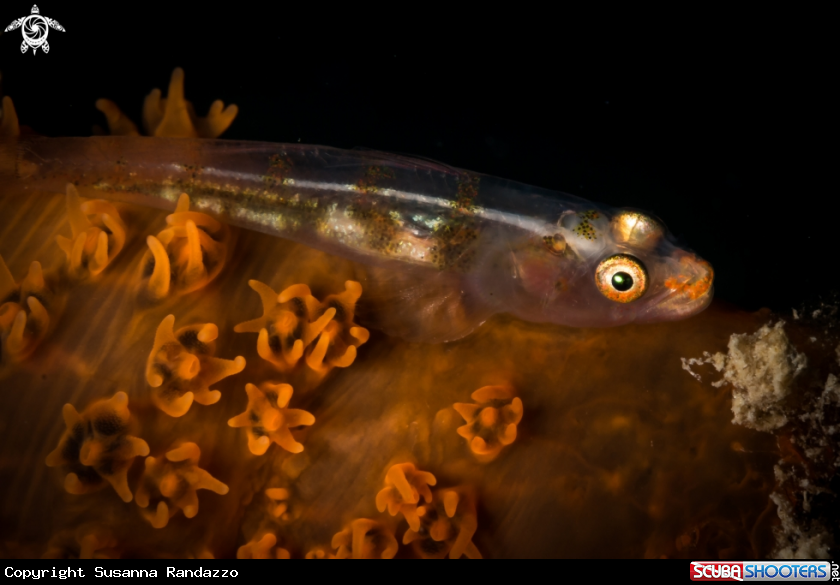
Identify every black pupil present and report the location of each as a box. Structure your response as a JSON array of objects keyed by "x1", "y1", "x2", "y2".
[{"x1": 612, "y1": 272, "x2": 633, "y2": 292}]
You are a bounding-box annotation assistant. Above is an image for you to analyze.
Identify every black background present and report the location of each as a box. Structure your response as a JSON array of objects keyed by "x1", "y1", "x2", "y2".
[{"x1": 0, "y1": 4, "x2": 830, "y2": 316}]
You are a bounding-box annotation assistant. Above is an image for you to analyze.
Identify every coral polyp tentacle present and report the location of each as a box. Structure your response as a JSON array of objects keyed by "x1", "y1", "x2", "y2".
[
  {"x1": 375, "y1": 463, "x2": 437, "y2": 532},
  {"x1": 141, "y1": 68, "x2": 238, "y2": 138},
  {"x1": 453, "y1": 385, "x2": 523, "y2": 463},
  {"x1": 265, "y1": 487, "x2": 291, "y2": 520},
  {"x1": 0, "y1": 256, "x2": 57, "y2": 362},
  {"x1": 138, "y1": 194, "x2": 230, "y2": 302},
  {"x1": 236, "y1": 533, "x2": 290, "y2": 559},
  {"x1": 94, "y1": 99, "x2": 140, "y2": 136},
  {"x1": 45, "y1": 392, "x2": 149, "y2": 503},
  {"x1": 134, "y1": 442, "x2": 229, "y2": 529},
  {"x1": 0, "y1": 95, "x2": 21, "y2": 139},
  {"x1": 146, "y1": 314, "x2": 245, "y2": 417},
  {"x1": 332, "y1": 519, "x2": 399, "y2": 559},
  {"x1": 402, "y1": 487, "x2": 482, "y2": 559},
  {"x1": 55, "y1": 184, "x2": 127, "y2": 279},
  {"x1": 227, "y1": 382, "x2": 315, "y2": 455}
]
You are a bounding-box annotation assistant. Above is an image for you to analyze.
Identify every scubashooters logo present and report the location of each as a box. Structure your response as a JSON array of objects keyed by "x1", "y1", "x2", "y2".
[
  {"x1": 4, "y1": 5, "x2": 65, "y2": 54},
  {"x1": 690, "y1": 561, "x2": 836, "y2": 582}
]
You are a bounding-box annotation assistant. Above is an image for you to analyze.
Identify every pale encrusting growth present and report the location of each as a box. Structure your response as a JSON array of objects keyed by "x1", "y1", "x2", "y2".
[
  {"x1": 683, "y1": 316, "x2": 839, "y2": 560},
  {"x1": 684, "y1": 321, "x2": 807, "y2": 431},
  {"x1": 723, "y1": 322, "x2": 807, "y2": 431}
]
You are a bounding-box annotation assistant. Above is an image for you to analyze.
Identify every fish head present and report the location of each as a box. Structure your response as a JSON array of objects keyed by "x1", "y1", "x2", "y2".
[{"x1": 497, "y1": 208, "x2": 714, "y2": 327}]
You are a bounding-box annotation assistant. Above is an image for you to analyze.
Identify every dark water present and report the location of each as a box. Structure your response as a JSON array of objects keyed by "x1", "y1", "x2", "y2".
[{"x1": 0, "y1": 6, "x2": 829, "y2": 315}]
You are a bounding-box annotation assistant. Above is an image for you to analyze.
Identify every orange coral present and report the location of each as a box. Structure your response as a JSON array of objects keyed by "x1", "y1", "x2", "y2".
[
  {"x1": 55, "y1": 184, "x2": 126, "y2": 280},
  {"x1": 134, "y1": 442, "x2": 229, "y2": 529},
  {"x1": 453, "y1": 385, "x2": 523, "y2": 463},
  {"x1": 234, "y1": 279, "x2": 369, "y2": 378},
  {"x1": 375, "y1": 463, "x2": 436, "y2": 531},
  {"x1": 146, "y1": 314, "x2": 245, "y2": 417},
  {"x1": 234, "y1": 281, "x2": 336, "y2": 372},
  {"x1": 304, "y1": 281, "x2": 370, "y2": 379},
  {"x1": 403, "y1": 487, "x2": 481, "y2": 559},
  {"x1": 236, "y1": 533, "x2": 290, "y2": 559},
  {"x1": 95, "y1": 67, "x2": 238, "y2": 138},
  {"x1": 139, "y1": 194, "x2": 230, "y2": 302},
  {"x1": 0, "y1": 255, "x2": 56, "y2": 362},
  {"x1": 332, "y1": 519, "x2": 398, "y2": 559},
  {"x1": 45, "y1": 392, "x2": 149, "y2": 502},
  {"x1": 0, "y1": 95, "x2": 20, "y2": 139},
  {"x1": 265, "y1": 487, "x2": 291, "y2": 520},
  {"x1": 228, "y1": 382, "x2": 315, "y2": 455}
]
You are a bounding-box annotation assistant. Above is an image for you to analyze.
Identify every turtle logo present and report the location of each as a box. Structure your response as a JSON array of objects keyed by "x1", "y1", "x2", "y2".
[{"x1": 4, "y1": 5, "x2": 65, "y2": 55}]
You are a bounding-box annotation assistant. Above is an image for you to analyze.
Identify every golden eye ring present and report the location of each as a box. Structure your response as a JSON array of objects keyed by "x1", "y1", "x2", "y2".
[{"x1": 595, "y1": 254, "x2": 648, "y2": 303}]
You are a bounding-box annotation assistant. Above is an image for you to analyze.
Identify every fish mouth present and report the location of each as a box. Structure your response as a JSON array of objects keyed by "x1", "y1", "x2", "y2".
[
  {"x1": 640, "y1": 254, "x2": 715, "y2": 321},
  {"x1": 654, "y1": 283, "x2": 715, "y2": 318}
]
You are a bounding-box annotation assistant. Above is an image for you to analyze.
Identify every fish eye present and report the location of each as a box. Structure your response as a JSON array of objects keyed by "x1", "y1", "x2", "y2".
[{"x1": 595, "y1": 254, "x2": 648, "y2": 303}]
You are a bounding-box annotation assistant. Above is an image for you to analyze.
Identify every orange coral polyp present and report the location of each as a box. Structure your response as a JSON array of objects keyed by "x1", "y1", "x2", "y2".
[
  {"x1": 55, "y1": 184, "x2": 126, "y2": 280},
  {"x1": 145, "y1": 314, "x2": 245, "y2": 417},
  {"x1": 228, "y1": 382, "x2": 315, "y2": 455},
  {"x1": 235, "y1": 280, "x2": 340, "y2": 373},
  {"x1": 142, "y1": 68, "x2": 238, "y2": 139},
  {"x1": 134, "y1": 442, "x2": 229, "y2": 529},
  {"x1": 236, "y1": 533, "x2": 290, "y2": 559},
  {"x1": 0, "y1": 256, "x2": 55, "y2": 362},
  {"x1": 454, "y1": 385, "x2": 523, "y2": 463},
  {"x1": 139, "y1": 194, "x2": 229, "y2": 302},
  {"x1": 375, "y1": 463, "x2": 437, "y2": 532},
  {"x1": 331, "y1": 519, "x2": 398, "y2": 560},
  {"x1": 45, "y1": 392, "x2": 149, "y2": 503},
  {"x1": 402, "y1": 487, "x2": 482, "y2": 559},
  {"x1": 237, "y1": 278, "x2": 370, "y2": 379}
]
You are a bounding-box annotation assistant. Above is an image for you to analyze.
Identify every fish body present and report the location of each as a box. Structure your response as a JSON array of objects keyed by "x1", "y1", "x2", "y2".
[{"x1": 1, "y1": 136, "x2": 713, "y2": 341}]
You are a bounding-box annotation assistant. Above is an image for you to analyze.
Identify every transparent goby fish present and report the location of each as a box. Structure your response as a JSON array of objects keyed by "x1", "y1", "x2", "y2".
[{"x1": 0, "y1": 136, "x2": 713, "y2": 342}]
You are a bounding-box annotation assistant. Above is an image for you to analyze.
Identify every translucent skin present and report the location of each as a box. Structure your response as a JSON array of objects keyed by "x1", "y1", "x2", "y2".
[{"x1": 1, "y1": 136, "x2": 713, "y2": 340}]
